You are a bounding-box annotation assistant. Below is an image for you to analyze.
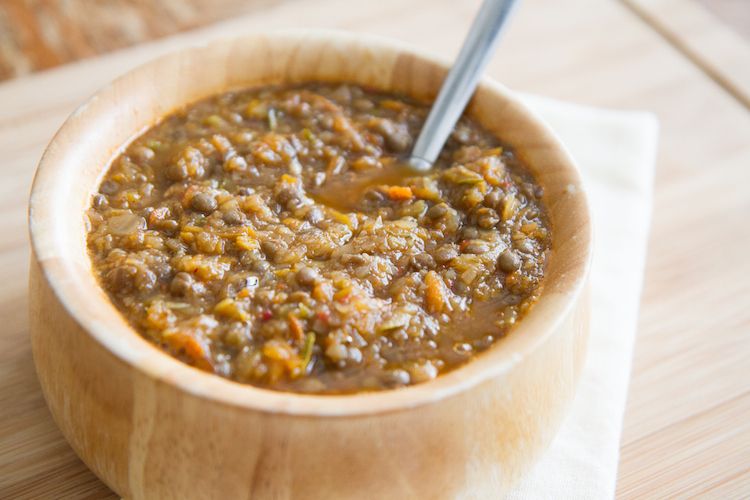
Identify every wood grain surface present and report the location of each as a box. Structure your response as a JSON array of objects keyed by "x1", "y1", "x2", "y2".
[
  {"x1": 0, "y1": 0, "x2": 748, "y2": 83},
  {"x1": 625, "y1": 0, "x2": 750, "y2": 108},
  {"x1": 695, "y1": 0, "x2": 750, "y2": 39},
  {"x1": 0, "y1": 0, "x2": 748, "y2": 498},
  {"x1": 0, "y1": 0, "x2": 283, "y2": 80}
]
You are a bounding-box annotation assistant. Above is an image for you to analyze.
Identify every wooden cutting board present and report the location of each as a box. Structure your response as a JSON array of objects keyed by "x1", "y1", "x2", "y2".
[{"x1": 0, "y1": 0, "x2": 748, "y2": 497}]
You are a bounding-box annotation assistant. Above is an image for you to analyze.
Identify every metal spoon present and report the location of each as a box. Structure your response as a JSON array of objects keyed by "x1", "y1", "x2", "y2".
[
  {"x1": 313, "y1": 0, "x2": 518, "y2": 210},
  {"x1": 408, "y1": 0, "x2": 518, "y2": 170}
]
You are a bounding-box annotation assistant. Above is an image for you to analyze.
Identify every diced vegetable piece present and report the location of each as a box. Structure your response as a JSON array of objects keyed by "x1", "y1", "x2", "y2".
[
  {"x1": 287, "y1": 313, "x2": 305, "y2": 341},
  {"x1": 214, "y1": 298, "x2": 249, "y2": 322},
  {"x1": 424, "y1": 271, "x2": 448, "y2": 314},
  {"x1": 301, "y1": 333, "x2": 316, "y2": 369},
  {"x1": 235, "y1": 233, "x2": 259, "y2": 251},
  {"x1": 383, "y1": 185, "x2": 413, "y2": 201},
  {"x1": 313, "y1": 282, "x2": 334, "y2": 302},
  {"x1": 443, "y1": 165, "x2": 483, "y2": 184},
  {"x1": 263, "y1": 339, "x2": 293, "y2": 361},
  {"x1": 163, "y1": 330, "x2": 212, "y2": 371},
  {"x1": 502, "y1": 194, "x2": 518, "y2": 220},
  {"x1": 145, "y1": 301, "x2": 175, "y2": 330}
]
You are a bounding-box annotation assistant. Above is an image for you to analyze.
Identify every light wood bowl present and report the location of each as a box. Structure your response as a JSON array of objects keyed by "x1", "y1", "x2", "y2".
[{"x1": 28, "y1": 31, "x2": 592, "y2": 498}]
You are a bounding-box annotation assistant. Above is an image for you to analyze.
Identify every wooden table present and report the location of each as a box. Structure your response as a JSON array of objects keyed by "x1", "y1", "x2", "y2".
[{"x1": 0, "y1": 0, "x2": 748, "y2": 497}]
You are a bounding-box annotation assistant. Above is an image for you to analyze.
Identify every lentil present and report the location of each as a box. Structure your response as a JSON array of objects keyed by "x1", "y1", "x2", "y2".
[
  {"x1": 190, "y1": 192, "x2": 217, "y2": 213},
  {"x1": 498, "y1": 249, "x2": 522, "y2": 272}
]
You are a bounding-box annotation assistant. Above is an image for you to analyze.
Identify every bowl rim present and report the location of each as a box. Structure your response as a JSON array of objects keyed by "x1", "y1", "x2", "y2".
[{"x1": 28, "y1": 29, "x2": 592, "y2": 417}]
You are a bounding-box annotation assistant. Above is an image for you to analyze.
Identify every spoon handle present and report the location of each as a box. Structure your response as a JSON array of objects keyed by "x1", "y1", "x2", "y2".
[{"x1": 408, "y1": 0, "x2": 518, "y2": 171}]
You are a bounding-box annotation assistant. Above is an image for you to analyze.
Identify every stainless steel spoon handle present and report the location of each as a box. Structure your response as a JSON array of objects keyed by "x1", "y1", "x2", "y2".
[{"x1": 408, "y1": 0, "x2": 518, "y2": 171}]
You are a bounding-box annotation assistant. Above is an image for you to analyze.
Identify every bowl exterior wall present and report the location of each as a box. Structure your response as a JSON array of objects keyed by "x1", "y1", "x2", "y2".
[{"x1": 30, "y1": 256, "x2": 588, "y2": 498}]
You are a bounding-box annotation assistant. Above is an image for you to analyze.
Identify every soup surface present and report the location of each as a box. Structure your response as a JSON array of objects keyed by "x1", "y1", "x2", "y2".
[{"x1": 87, "y1": 83, "x2": 550, "y2": 393}]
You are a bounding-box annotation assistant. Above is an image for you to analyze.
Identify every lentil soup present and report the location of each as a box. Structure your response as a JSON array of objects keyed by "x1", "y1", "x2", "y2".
[{"x1": 86, "y1": 83, "x2": 550, "y2": 394}]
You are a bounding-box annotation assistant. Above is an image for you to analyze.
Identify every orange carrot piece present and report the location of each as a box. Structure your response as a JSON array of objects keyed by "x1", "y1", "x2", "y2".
[
  {"x1": 184, "y1": 337, "x2": 212, "y2": 370},
  {"x1": 166, "y1": 331, "x2": 212, "y2": 371},
  {"x1": 287, "y1": 313, "x2": 305, "y2": 342},
  {"x1": 384, "y1": 185, "x2": 413, "y2": 201},
  {"x1": 424, "y1": 270, "x2": 447, "y2": 314}
]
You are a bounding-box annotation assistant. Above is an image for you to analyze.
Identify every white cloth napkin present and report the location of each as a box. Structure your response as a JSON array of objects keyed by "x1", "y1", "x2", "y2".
[{"x1": 499, "y1": 96, "x2": 658, "y2": 499}]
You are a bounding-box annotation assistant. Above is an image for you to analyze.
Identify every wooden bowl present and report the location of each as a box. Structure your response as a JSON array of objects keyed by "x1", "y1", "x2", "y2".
[{"x1": 29, "y1": 31, "x2": 592, "y2": 498}]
